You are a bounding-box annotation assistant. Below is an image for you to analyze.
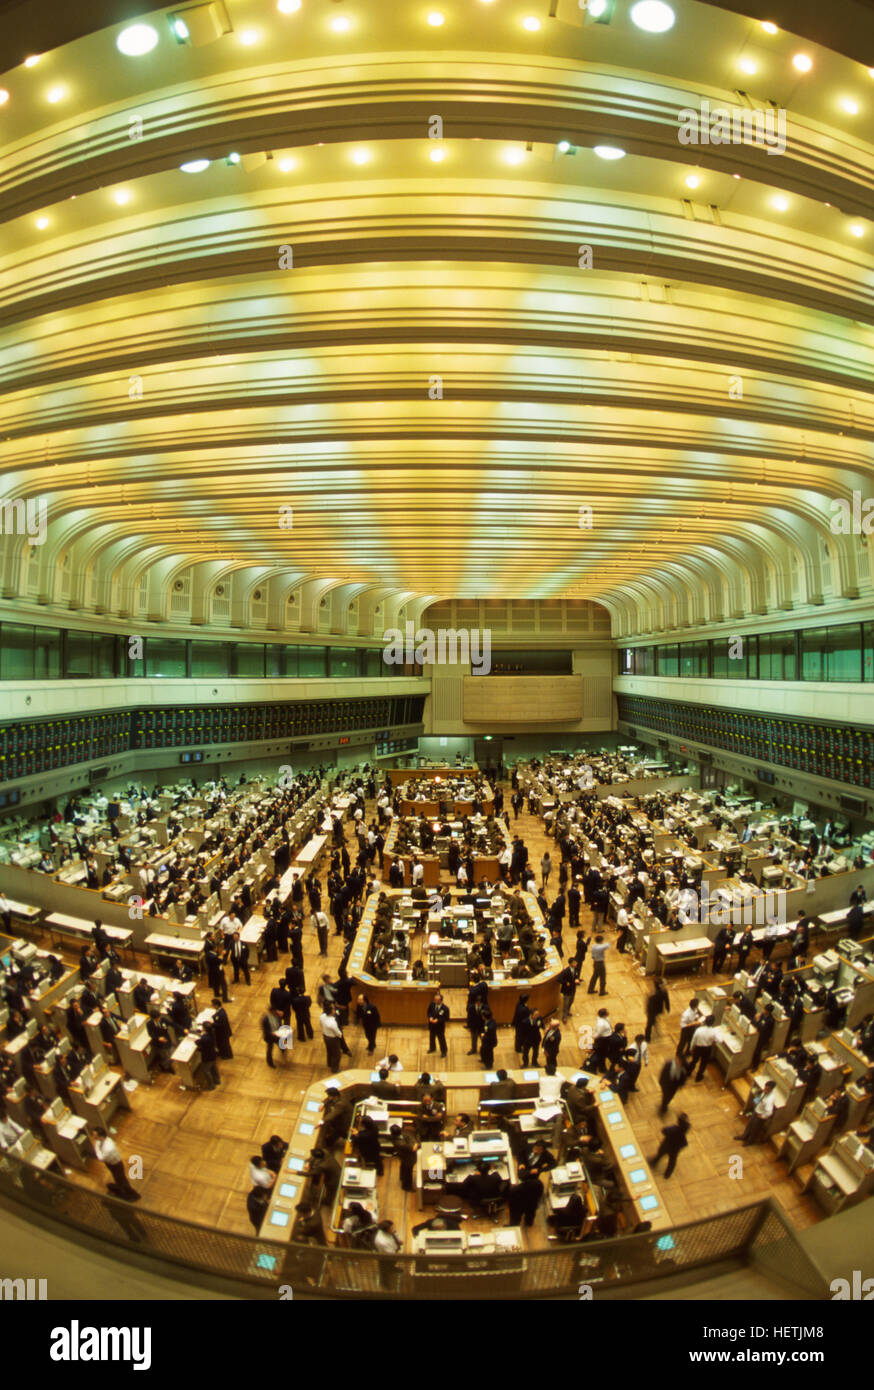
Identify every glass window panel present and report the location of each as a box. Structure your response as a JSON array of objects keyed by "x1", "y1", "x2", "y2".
[
  {"x1": 329, "y1": 648, "x2": 358, "y2": 679},
  {"x1": 190, "y1": 641, "x2": 231, "y2": 678},
  {"x1": 234, "y1": 644, "x2": 265, "y2": 678},
  {"x1": 656, "y1": 645, "x2": 678, "y2": 677},
  {"x1": 1, "y1": 624, "x2": 35, "y2": 680},
  {"x1": 298, "y1": 646, "x2": 326, "y2": 677},
  {"x1": 864, "y1": 622, "x2": 874, "y2": 682},
  {"x1": 33, "y1": 627, "x2": 61, "y2": 680},
  {"x1": 800, "y1": 627, "x2": 827, "y2": 682},
  {"x1": 93, "y1": 634, "x2": 118, "y2": 678},
  {"x1": 825, "y1": 624, "x2": 862, "y2": 682},
  {"x1": 146, "y1": 639, "x2": 186, "y2": 678},
  {"x1": 65, "y1": 630, "x2": 93, "y2": 680}
]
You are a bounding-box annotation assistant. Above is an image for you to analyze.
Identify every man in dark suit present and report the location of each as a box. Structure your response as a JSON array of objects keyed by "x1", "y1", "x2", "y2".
[
  {"x1": 466, "y1": 971, "x2": 489, "y2": 1055},
  {"x1": 270, "y1": 980, "x2": 293, "y2": 1026},
  {"x1": 507, "y1": 1164, "x2": 543, "y2": 1227},
  {"x1": 488, "y1": 1069, "x2": 518, "y2": 1099},
  {"x1": 211, "y1": 999, "x2": 233, "y2": 1059},
  {"x1": 169, "y1": 992, "x2": 191, "y2": 1035},
  {"x1": 206, "y1": 943, "x2": 228, "y2": 1002},
  {"x1": 291, "y1": 990, "x2": 314, "y2": 1040},
  {"x1": 427, "y1": 992, "x2": 450, "y2": 1057},
  {"x1": 370, "y1": 1067, "x2": 400, "y2": 1099},
  {"x1": 479, "y1": 1009, "x2": 499, "y2": 1069},
  {"x1": 357, "y1": 994, "x2": 381, "y2": 1054},
  {"x1": 227, "y1": 932, "x2": 250, "y2": 986}
]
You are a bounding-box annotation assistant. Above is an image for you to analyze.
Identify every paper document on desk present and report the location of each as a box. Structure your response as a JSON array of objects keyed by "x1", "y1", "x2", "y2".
[{"x1": 495, "y1": 1231, "x2": 518, "y2": 1249}]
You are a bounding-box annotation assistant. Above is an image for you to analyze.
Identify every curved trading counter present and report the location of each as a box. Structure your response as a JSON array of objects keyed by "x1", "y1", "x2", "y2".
[{"x1": 347, "y1": 886, "x2": 562, "y2": 1024}]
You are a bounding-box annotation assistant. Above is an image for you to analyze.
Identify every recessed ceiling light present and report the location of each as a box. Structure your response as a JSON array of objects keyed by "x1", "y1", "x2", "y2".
[
  {"x1": 593, "y1": 144, "x2": 625, "y2": 159},
  {"x1": 35, "y1": 217, "x2": 49, "y2": 230},
  {"x1": 732, "y1": 172, "x2": 741, "y2": 179},
  {"x1": 850, "y1": 222, "x2": 865, "y2": 237},
  {"x1": 277, "y1": 0, "x2": 302, "y2": 11},
  {"x1": 170, "y1": 16, "x2": 190, "y2": 41},
  {"x1": 24, "y1": 55, "x2": 41, "y2": 67},
  {"x1": 46, "y1": 86, "x2": 66, "y2": 103},
  {"x1": 760, "y1": 21, "x2": 778, "y2": 34},
  {"x1": 522, "y1": 15, "x2": 541, "y2": 30},
  {"x1": 117, "y1": 23, "x2": 159, "y2": 56},
  {"x1": 869, "y1": 68, "x2": 874, "y2": 79},
  {"x1": 771, "y1": 194, "x2": 789, "y2": 211},
  {"x1": 792, "y1": 53, "x2": 813, "y2": 72},
  {"x1": 557, "y1": 140, "x2": 571, "y2": 153},
  {"x1": 738, "y1": 57, "x2": 757, "y2": 75},
  {"x1": 0, "y1": 88, "x2": 8, "y2": 105},
  {"x1": 629, "y1": 1, "x2": 675, "y2": 33},
  {"x1": 588, "y1": 0, "x2": 609, "y2": 16},
  {"x1": 350, "y1": 148, "x2": 370, "y2": 165},
  {"x1": 427, "y1": 10, "x2": 445, "y2": 25},
  {"x1": 278, "y1": 157, "x2": 296, "y2": 172},
  {"x1": 429, "y1": 146, "x2": 446, "y2": 161},
  {"x1": 685, "y1": 173, "x2": 700, "y2": 188},
  {"x1": 180, "y1": 159, "x2": 210, "y2": 173},
  {"x1": 503, "y1": 147, "x2": 525, "y2": 164},
  {"x1": 113, "y1": 188, "x2": 131, "y2": 205},
  {"x1": 239, "y1": 29, "x2": 259, "y2": 44},
  {"x1": 227, "y1": 151, "x2": 241, "y2": 163},
  {"x1": 840, "y1": 97, "x2": 859, "y2": 115},
  {"x1": 331, "y1": 15, "x2": 352, "y2": 32}
]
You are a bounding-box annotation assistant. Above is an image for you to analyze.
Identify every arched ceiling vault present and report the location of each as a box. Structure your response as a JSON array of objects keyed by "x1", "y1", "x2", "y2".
[{"x1": 0, "y1": 0, "x2": 872, "y2": 640}]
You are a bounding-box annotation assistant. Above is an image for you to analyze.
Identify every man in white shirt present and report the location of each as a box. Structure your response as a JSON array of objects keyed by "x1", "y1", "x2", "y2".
[
  {"x1": 311, "y1": 909, "x2": 330, "y2": 956},
  {"x1": 587, "y1": 935, "x2": 610, "y2": 996},
  {"x1": 320, "y1": 1005, "x2": 344, "y2": 1071},
  {"x1": 588, "y1": 1008, "x2": 613, "y2": 1071},
  {"x1": 249, "y1": 1156, "x2": 275, "y2": 1188},
  {"x1": 690, "y1": 1014, "x2": 718, "y2": 1082},
  {"x1": 736, "y1": 1079, "x2": 777, "y2": 1144},
  {"x1": 411, "y1": 859, "x2": 424, "y2": 887},
  {"x1": 677, "y1": 997, "x2": 702, "y2": 1059},
  {"x1": 538, "y1": 1068, "x2": 566, "y2": 1104},
  {"x1": 91, "y1": 1127, "x2": 140, "y2": 1201}
]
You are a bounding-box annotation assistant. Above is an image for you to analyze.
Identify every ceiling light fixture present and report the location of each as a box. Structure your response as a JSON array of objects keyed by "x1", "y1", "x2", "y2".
[
  {"x1": 117, "y1": 23, "x2": 160, "y2": 56},
  {"x1": 427, "y1": 10, "x2": 445, "y2": 25},
  {"x1": 226, "y1": 151, "x2": 241, "y2": 163},
  {"x1": 429, "y1": 146, "x2": 446, "y2": 161},
  {"x1": 685, "y1": 173, "x2": 700, "y2": 188},
  {"x1": 170, "y1": 16, "x2": 190, "y2": 42},
  {"x1": 46, "y1": 86, "x2": 66, "y2": 103},
  {"x1": 180, "y1": 159, "x2": 210, "y2": 172},
  {"x1": 587, "y1": 0, "x2": 615, "y2": 20},
  {"x1": 503, "y1": 147, "x2": 525, "y2": 164},
  {"x1": 593, "y1": 144, "x2": 625, "y2": 159},
  {"x1": 557, "y1": 140, "x2": 572, "y2": 153},
  {"x1": 277, "y1": 0, "x2": 302, "y2": 11},
  {"x1": 738, "y1": 57, "x2": 757, "y2": 75},
  {"x1": 35, "y1": 217, "x2": 49, "y2": 229},
  {"x1": 522, "y1": 16, "x2": 541, "y2": 30},
  {"x1": 113, "y1": 188, "x2": 131, "y2": 204},
  {"x1": 278, "y1": 157, "x2": 296, "y2": 172},
  {"x1": 760, "y1": 21, "x2": 778, "y2": 34},
  {"x1": 24, "y1": 55, "x2": 41, "y2": 67},
  {"x1": 629, "y1": 1, "x2": 675, "y2": 33},
  {"x1": 849, "y1": 222, "x2": 865, "y2": 237},
  {"x1": 771, "y1": 193, "x2": 789, "y2": 211},
  {"x1": 792, "y1": 53, "x2": 813, "y2": 72},
  {"x1": 239, "y1": 28, "x2": 259, "y2": 44},
  {"x1": 0, "y1": 88, "x2": 9, "y2": 104},
  {"x1": 331, "y1": 15, "x2": 352, "y2": 32},
  {"x1": 350, "y1": 148, "x2": 370, "y2": 164},
  {"x1": 840, "y1": 97, "x2": 859, "y2": 114}
]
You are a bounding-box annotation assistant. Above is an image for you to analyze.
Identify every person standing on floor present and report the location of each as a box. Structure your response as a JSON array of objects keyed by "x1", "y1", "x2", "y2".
[
  {"x1": 587, "y1": 935, "x2": 609, "y2": 996},
  {"x1": 211, "y1": 1000, "x2": 233, "y2": 1059},
  {"x1": 644, "y1": 978, "x2": 670, "y2": 1043},
  {"x1": 91, "y1": 1128, "x2": 140, "y2": 1201},
  {"x1": 320, "y1": 1004, "x2": 344, "y2": 1072},
  {"x1": 542, "y1": 1017, "x2": 562, "y2": 1068},
  {"x1": 519, "y1": 1008, "x2": 543, "y2": 1067},
  {"x1": 291, "y1": 989, "x2": 314, "y2": 1041},
  {"x1": 357, "y1": 994, "x2": 381, "y2": 1054},
  {"x1": 648, "y1": 1113, "x2": 691, "y2": 1178},
  {"x1": 479, "y1": 1008, "x2": 498, "y2": 1069},
  {"x1": 261, "y1": 1009, "x2": 282, "y2": 1069},
  {"x1": 690, "y1": 1014, "x2": 718, "y2": 1082},
  {"x1": 735, "y1": 1079, "x2": 777, "y2": 1145},
  {"x1": 226, "y1": 931, "x2": 251, "y2": 987},
  {"x1": 196, "y1": 1021, "x2": 221, "y2": 1090},
  {"x1": 427, "y1": 992, "x2": 450, "y2": 1057},
  {"x1": 558, "y1": 964, "x2": 577, "y2": 1024},
  {"x1": 676, "y1": 997, "x2": 702, "y2": 1060},
  {"x1": 541, "y1": 851, "x2": 552, "y2": 889},
  {"x1": 389, "y1": 1125, "x2": 418, "y2": 1192}
]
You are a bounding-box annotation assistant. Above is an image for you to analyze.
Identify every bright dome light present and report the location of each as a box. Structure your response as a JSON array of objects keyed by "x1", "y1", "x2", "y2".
[
  {"x1": 630, "y1": 1, "x2": 675, "y2": 33},
  {"x1": 278, "y1": 157, "x2": 296, "y2": 172},
  {"x1": 522, "y1": 16, "x2": 541, "y2": 31},
  {"x1": 117, "y1": 24, "x2": 159, "y2": 56},
  {"x1": 849, "y1": 223, "x2": 865, "y2": 237},
  {"x1": 427, "y1": 11, "x2": 445, "y2": 25},
  {"x1": 429, "y1": 146, "x2": 446, "y2": 161},
  {"x1": 36, "y1": 217, "x2": 49, "y2": 230},
  {"x1": 180, "y1": 159, "x2": 210, "y2": 173},
  {"x1": 771, "y1": 194, "x2": 789, "y2": 211},
  {"x1": 792, "y1": 53, "x2": 813, "y2": 72},
  {"x1": 685, "y1": 173, "x2": 700, "y2": 189},
  {"x1": 239, "y1": 29, "x2": 259, "y2": 44},
  {"x1": 351, "y1": 148, "x2": 370, "y2": 165},
  {"x1": 24, "y1": 55, "x2": 41, "y2": 67},
  {"x1": 113, "y1": 188, "x2": 131, "y2": 205},
  {"x1": 557, "y1": 140, "x2": 571, "y2": 153},
  {"x1": 738, "y1": 57, "x2": 757, "y2": 76},
  {"x1": 46, "y1": 86, "x2": 66, "y2": 103},
  {"x1": 593, "y1": 144, "x2": 625, "y2": 159},
  {"x1": 0, "y1": 89, "x2": 9, "y2": 105},
  {"x1": 503, "y1": 147, "x2": 525, "y2": 164},
  {"x1": 277, "y1": 0, "x2": 302, "y2": 11},
  {"x1": 331, "y1": 15, "x2": 352, "y2": 32},
  {"x1": 760, "y1": 21, "x2": 778, "y2": 34},
  {"x1": 840, "y1": 97, "x2": 859, "y2": 115}
]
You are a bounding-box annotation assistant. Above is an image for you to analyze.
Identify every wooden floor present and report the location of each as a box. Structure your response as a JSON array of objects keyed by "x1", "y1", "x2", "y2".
[{"x1": 62, "y1": 799, "x2": 821, "y2": 1241}]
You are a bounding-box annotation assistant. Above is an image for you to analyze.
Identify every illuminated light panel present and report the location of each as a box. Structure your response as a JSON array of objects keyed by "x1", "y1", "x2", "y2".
[
  {"x1": 630, "y1": 1, "x2": 675, "y2": 33},
  {"x1": 277, "y1": 0, "x2": 301, "y2": 11},
  {"x1": 738, "y1": 57, "x2": 757, "y2": 75},
  {"x1": 278, "y1": 157, "x2": 296, "y2": 172},
  {"x1": 557, "y1": 140, "x2": 571, "y2": 153},
  {"x1": 239, "y1": 29, "x2": 259, "y2": 44},
  {"x1": 350, "y1": 148, "x2": 371, "y2": 165},
  {"x1": 593, "y1": 144, "x2": 625, "y2": 159},
  {"x1": 112, "y1": 188, "x2": 131, "y2": 205},
  {"x1": 35, "y1": 217, "x2": 50, "y2": 230},
  {"x1": 180, "y1": 159, "x2": 210, "y2": 173},
  {"x1": 429, "y1": 145, "x2": 446, "y2": 161},
  {"x1": 792, "y1": 53, "x2": 813, "y2": 72},
  {"x1": 427, "y1": 11, "x2": 445, "y2": 25},
  {"x1": 522, "y1": 16, "x2": 541, "y2": 31},
  {"x1": 849, "y1": 223, "x2": 865, "y2": 237},
  {"x1": 760, "y1": 21, "x2": 778, "y2": 34},
  {"x1": 117, "y1": 24, "x2": 159, "y2": 56},
  {"x1": 503, "y1": 147, "x2": 525, "y2": 164},
  {"x1": 840, "y1": 97, "x2": 859, "y2": 115},
  {"x1": 771, "y1": 194, "x2": 789, "y2": 211},
  {"x1": 46, "y1": 86, "x2": 66, "y2": 103},
  {"x1": 24, "y1": 55, "x2": 41, "y2": 67},
  {"x1": 171, "y1": 17, "x2": 190, "y2": 41},
  {"x1": 331, "y1": 15, "x2": 353, "y2": 32},
  {"x1": 685, "y1": 173, "x2": 700, "y2": 189},
  {"x1": 0, "y1": 88, "x2": 9, "y2": 104}
]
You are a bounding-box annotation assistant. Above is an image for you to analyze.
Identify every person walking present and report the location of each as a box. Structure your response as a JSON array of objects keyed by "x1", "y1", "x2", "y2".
[
  {"x1": 676, "y1": 998, "x2": 702, "y2": 1060},
  {"x1": 657, "y1": 1055, "x2": 688, "y2": 1115},
  {"x1": 644, "y1": 978, "x2": 670, "y2": 1043},
  {"x1": 261, "y1": 1009, "x2": 282, "y2": 1069},
  {"x1": 690, "y1": 1014, "x2": 718, "y2": 1082},
  {"x1": 648, "y1": 1113, "x2": 691, "y2": 1178},
  {"x1": 587, "y1": 935, "x2": 609, "y2": 996},
  {"x1": 91, "y1": 1127, "x2": 140, "y2": 1201},
  {"x1": 427, "y1": 992, "x2": 450, "y2": 1057}
]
